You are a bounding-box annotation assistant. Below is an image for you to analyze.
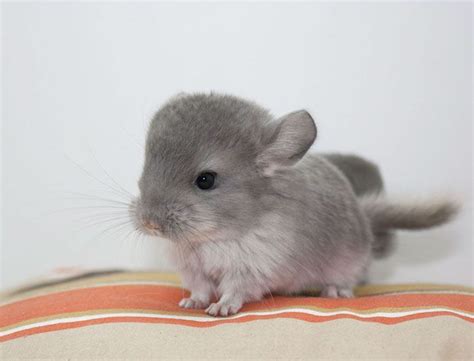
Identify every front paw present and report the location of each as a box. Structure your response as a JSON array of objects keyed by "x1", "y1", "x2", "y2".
[
  {"x1": 178, "y1": 297, "x2": 209, "y2": 309},
  {"x1": 205, "y1": 301, "x2": 242, "y2": 317},
  {"x1": 320, "y1": 285, "x2": 354, "y2": 298}
]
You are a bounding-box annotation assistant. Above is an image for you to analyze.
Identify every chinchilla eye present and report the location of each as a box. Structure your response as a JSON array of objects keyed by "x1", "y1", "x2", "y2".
[{"x1": 195, "y1": 172, "x2": 216, "y2": 190}]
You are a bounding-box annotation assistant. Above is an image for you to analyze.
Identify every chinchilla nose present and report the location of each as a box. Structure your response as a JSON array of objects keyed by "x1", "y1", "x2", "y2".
[{"x1": 142, "y1": 220, "x2": 162, "y2": 232}]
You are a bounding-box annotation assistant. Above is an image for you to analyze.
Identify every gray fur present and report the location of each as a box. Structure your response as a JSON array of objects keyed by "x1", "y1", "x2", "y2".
[
  {"x1": 322, "y1": 153, "x2": 395, "y2": 258},
  {"x1": 131, "y1": 92, "x2": 458, "y2": 317},
  {"x1": 360, "y1": 196, "x2": 459, "y2": 231},
  {"x1": 322, "y1": 153, "x2": 384, "y2": 196}
]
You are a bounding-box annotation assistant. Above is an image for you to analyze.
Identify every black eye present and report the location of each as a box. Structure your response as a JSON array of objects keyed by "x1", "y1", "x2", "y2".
[{"x1": 195, "y1": 172, "x2": 216, "y2": 190}]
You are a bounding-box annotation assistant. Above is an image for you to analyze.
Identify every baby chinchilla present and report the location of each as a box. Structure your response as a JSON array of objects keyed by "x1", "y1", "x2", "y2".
[{"x1": 131, "y1": 92, "x2": 458, "y2": 317}]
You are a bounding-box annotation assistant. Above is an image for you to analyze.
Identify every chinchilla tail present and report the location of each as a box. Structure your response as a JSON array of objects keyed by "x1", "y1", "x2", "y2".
[{"x1": 359, "y1": 195, "x2": 460, "y2": 258}]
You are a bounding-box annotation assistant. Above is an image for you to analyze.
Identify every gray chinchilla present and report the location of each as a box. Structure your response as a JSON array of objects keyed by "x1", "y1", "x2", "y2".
[{"x1": 131, "y1": 93, "x2": 458, "y2": 317}]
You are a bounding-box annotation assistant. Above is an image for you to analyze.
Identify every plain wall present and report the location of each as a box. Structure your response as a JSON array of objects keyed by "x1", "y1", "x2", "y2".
[{"x1": 1, "y1": 2, "x2": 472, "y2": 289}]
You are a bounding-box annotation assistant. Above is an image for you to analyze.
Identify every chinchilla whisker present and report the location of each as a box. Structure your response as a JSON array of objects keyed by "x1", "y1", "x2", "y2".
[
  {"x1": 120, "y1": 227, "x2": 140, "y2": 248},
  {"x1": 87, "y1": 145, "x2": 136, "y2": 200},
  {"x1": 107, "y1": 221, "x2": 136, "y2": 241},
  {"x1": 73, "y1": 208, "x2": 130, "y2": 216},
  {"x1": 71, "y1": 205, "x2": 129, "y2": 210},
  {"x1": 63, "y1": 191, "x2": 133, "y2": 206},
  {"x1": 47, "y1": 205, "x2": 130, "y2": 218},
  {"x1": 74, "y1": 219, "x2": 134, "y2": 252},
  {"x1": 91, "y1": 220, "x2": 135, "y2": 240},
  {"x1": 31, "y1": 208, "x2": 121, "y2": 223},
  {"x1": 72, "y1": 221, "x2": 130, "y2": 235},
  {"x1": 73, "y1": 215, "x2": 133, "y2": 233},
  {"x1": 120, "y1": 227, "x2": 136, "y2": 249},
  {"x1": 65, "y1": 154, "x2": 132, "y2": 201},
  {"x1": 132, "y1": 233, "x2": 143, "y2": 261},
  {"x1": 73, "y1": 212, "x2": 131, "y2": 224},
  {"x1": 133, "y1": 232, "x2": 148, "y2": 252},
  {"x1": 76, "y1": 217, "x2": 132, "y2": 231},
  {"x1": 78, "y1": 212, "x2": 131, "y2": 224},
  {"x1": 86, "y1": 222, "x2": 133, "y2": 252}
]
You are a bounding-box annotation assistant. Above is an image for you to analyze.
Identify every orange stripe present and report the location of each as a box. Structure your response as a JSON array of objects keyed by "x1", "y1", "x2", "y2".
[
  {"x1": 1, "y1": 284, "x2": 473, "y2": 329},
  {"x1": 1, "y1": 310, "x2": 472, "y2": 343}
]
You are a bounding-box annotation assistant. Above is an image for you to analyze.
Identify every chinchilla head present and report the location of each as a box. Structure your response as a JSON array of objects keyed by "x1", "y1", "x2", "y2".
[{"x1": 132, "y1": 92, "x2": 316, "y2": 243}]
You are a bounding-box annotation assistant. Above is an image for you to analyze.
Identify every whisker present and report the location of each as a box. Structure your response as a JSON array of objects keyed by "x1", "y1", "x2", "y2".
[
  {"x1": 92, "y1": 220, "x2": 135, "y2": 240},
  {"x1": 72, "y1": 214, "x2": 133, "y2": 234},
  {"x1": 64, "y1": 154, "x2": 132, "y2": 202},
  {"x1": 40, "y1": 205, "x2": 130, "y2": 219},
  {"x1": 72, "y1": 210, "x2": 131, "y2": 222},
  {"x1": 120, "y1": 227, "x2": 140, "y2": 249},
  {"x1": 73, "y1": 219, "x2": 134, "y2": 253},
  {"x1": 76, "y1": 215, "x2": 132, "y2": 228},
  {"x1": 64, "y1": 191, "x2": 132, "y2": 207},
  {"x1": 86, "y1": 144, "x2": 136, "y2": 200}
]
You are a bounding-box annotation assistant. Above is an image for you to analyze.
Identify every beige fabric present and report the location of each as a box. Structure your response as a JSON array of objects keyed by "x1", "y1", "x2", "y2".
[{"x1": 1, "y1": 316, "x2": 472, "y2": 360}]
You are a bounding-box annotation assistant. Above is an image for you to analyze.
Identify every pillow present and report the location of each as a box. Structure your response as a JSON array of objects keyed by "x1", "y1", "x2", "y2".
[{"x1": 1, "y1": 271, "x2": 473, "y2": 360}]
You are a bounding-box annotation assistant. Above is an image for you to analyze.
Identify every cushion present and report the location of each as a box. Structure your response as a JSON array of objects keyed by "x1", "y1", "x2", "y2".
[{"x1": 1, "y1": 271, "x2": 473, "y2": 359}]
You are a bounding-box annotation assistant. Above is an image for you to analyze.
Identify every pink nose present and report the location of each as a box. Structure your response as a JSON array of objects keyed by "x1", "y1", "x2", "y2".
[{"x1": 143, "y1": 220, "x2": 162, "y2": 232}]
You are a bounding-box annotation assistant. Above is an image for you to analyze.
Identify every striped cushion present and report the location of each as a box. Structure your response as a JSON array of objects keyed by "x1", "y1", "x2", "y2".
[{"x1": 1, "y1": 272, "x2": 473, "y2": 359}]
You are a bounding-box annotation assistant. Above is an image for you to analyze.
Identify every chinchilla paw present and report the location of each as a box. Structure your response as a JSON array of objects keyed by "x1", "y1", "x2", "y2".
[
  {"x1": 178, "y1": 297, "x2": 209, "y2": 309},
  {"x1": 320, "y1": 285, "x2": 354, "y2": 298},
  {"x1": 205, "y1": 301, "x2": 242, "y2": 317}
]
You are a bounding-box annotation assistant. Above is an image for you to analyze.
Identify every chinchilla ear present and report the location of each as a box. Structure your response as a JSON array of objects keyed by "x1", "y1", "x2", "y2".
[{"x1": 257, "y1": 110, "x2": 317, "y2": 176}]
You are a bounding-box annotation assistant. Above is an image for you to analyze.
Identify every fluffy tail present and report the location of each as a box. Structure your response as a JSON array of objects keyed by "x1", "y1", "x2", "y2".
[
  {"x1": 360, "y1": 195, "x2": 460, "y2": 258},
  {"x1": 360, "y1": 195, "x2": 460, "y2": 231}
]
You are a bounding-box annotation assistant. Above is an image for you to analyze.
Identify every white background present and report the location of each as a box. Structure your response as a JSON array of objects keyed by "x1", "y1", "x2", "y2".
[{"x1": 1, "y1": 2, "x2": 472, "y2": 289}]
